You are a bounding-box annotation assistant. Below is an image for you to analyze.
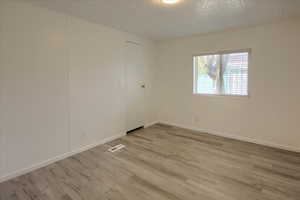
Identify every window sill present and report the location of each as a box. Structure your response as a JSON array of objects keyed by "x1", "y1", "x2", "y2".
[{"x1": 193, "y1": 93, "x2": 250, "y2": 99}]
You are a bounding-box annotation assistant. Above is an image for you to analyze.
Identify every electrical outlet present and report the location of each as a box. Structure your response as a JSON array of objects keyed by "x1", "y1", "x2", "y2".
[
  {"x1": 80, "y1": 131, "x2": 87, "y2": 141},
  {"x1": 193, "y1": 116, "x2": 200, "y2": 124}
]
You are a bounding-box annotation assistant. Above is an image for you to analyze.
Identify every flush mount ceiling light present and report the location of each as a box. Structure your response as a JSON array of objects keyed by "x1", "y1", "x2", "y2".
[{"x1": 161, "y1": 0, "x2": 179, "y2": 4}]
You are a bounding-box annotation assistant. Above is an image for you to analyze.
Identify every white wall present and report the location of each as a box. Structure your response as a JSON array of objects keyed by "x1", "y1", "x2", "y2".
[
  {"x1": 0, "y1": 0, "x2": 158, "y2": 181},
  {"x1": 157, "y1": 19, "x2": 300, "y2": 152}
]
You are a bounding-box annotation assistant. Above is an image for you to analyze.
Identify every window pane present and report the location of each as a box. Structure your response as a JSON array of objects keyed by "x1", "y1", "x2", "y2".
[
  {"x1": 194, "y1": 55, "x2": 220, "y2": 94},
  {"x1": 222, "y1": 52, "x2": 248, "y2": 96}
]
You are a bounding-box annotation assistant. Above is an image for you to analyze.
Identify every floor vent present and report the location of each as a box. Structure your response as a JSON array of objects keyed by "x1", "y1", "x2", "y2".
[{"x1": 108, "y1": 144, "x2": 126, "y2": 153}]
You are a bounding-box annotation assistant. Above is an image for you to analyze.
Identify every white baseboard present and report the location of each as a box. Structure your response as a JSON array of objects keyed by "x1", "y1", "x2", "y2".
[
  {"x1": 144, "y1": 121, "x2": 159, "y2": 128},
  {"x1": 0, "y1": 132, "x2": 126, "y2": 183},
  {"x1": 2, "y1": 122, "x2": 299, "y2": 183},
  {"x1": 159, "y1": 121, "x2": 300, "y2": 153}
]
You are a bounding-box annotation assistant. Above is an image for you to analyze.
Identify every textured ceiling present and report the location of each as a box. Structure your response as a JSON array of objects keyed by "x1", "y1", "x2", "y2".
[{"x1": 21, "y1": 0, "x2": 300, "y2": 40}]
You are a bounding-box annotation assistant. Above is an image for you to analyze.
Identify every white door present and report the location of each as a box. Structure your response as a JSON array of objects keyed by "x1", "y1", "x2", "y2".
[{"x1": 125, "y1": 42, "x2": 146, "y2": 132}]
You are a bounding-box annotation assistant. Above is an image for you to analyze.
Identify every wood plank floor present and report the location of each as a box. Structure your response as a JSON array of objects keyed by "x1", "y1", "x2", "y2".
[{"x1": 1, "y1": 124, "x2": 300, "y2": 200}]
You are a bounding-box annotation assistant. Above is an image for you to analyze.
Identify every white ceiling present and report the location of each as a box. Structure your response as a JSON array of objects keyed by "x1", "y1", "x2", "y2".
[{"x1": 22, "y1": 0, "x2": 300, "y2": 40}]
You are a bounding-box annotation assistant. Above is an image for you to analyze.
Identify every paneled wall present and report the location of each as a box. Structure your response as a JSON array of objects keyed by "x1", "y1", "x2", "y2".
[{"x1": 0, "y1": 0, "x2": 158, "y2": 181}]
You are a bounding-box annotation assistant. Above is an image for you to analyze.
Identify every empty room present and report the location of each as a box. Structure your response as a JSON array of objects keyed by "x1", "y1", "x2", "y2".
[{"x1": 0, "y1": 0, "x2": 300, "y2": 199}]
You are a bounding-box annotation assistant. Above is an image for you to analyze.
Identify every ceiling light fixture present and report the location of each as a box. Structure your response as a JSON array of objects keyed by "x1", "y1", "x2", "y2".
[{"x1": 162, "y1": 0, "x2": 179, "y2": 4}]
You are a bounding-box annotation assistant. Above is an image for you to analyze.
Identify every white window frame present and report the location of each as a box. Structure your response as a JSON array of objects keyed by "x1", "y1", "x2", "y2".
[{"x1": 193, "y1": 49, "x2": 251, "y2": 97}]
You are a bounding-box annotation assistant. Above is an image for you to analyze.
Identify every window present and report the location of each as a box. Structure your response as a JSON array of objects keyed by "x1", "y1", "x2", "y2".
[{"x1": 193, "y1": 50, "x2": 249, "y2": 96}]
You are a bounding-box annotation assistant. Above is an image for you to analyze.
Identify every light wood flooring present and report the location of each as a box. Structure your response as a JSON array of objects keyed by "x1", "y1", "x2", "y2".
[{"x1": 1, "y1": 124, "x2": 300, "y2": 200}]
